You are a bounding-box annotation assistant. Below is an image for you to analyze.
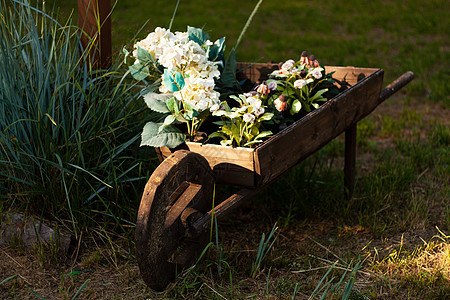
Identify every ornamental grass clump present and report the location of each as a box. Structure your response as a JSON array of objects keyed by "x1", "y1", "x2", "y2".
[{"x1": 0, "y1": 0, "x2": 149, "y2": 234}]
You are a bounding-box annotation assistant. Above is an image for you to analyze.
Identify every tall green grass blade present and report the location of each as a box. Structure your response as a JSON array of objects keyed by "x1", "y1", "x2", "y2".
[
  {"x1": 71, "y1": 279, "x2": 91, "y2": 300},
  {"x1": 235, "y1": 0, "x2": 264, "y2": 49},
  {"x1": 168, "y1": 0, "x2": 180, "y2": 31},
  {"x1": 0, "y1": 275, "x2": 16, "y2": 285}
]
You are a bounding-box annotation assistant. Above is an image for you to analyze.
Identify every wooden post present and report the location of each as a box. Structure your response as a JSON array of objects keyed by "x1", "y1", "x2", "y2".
[
  {"x1": 344, "y1": 123, "x2": 357, "y2": 200},
  {"x1": 77, "y1": 0, "x2": 112, "y2": 69}
]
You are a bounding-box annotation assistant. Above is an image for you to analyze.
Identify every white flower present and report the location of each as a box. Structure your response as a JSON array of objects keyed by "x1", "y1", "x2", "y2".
[
  {"x1": 210, "y1": 104, "x2": 220, "y2": 112},
  {"x1": 294, "y1": 79, "x2": 307, "y2": 89},
  {"x1": 245, "y1": 96, "x2": 259, "y2": 106},
  {"x1": 253, "y1": 106, "x2": 265, "y2": 116},
  {"x1": 133, "y1": 27, "x2": 223, "y2": 112},
  {"x1": 281, "y1": 59, "x2": 295, "y2": 70},
  {"x1": 268, "y1": 81, "x2": 277, "y2": 90},
  {"x1": 311, "y1": 68, "x2": 323, "y2": 79},
  {"x1": 243, "y1": 113, "x2": 256, "y2": 123}
]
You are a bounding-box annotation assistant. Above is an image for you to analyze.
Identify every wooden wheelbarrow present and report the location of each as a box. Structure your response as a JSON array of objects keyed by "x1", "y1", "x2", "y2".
[{"x1": 135, "y1": 62, "x2": 414, "y2": 291}]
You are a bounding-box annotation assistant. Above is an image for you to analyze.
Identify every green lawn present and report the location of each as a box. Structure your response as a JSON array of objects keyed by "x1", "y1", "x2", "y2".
[{"x1": 46, "y1": 0, "x2": 448, "y2": 104}]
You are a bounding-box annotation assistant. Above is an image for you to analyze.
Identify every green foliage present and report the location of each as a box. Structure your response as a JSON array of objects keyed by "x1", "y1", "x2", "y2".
[
  {"x1": 211, "y1": 94, "x2": 274, "y2": 147},
  {"x1": 251, "y1": 223, "x2": 279, "y2": 278},
  {"x1": 0, "y1": 0, "x2": 152, "y2": 234},
  {"x1": 163, "y1": 69, "x2": 185, "y2": 92},
  {"x1": 140, "y1": 122, "x2": 185, "y2": 148},
  {"x1": 266, "y1": 56, "x2": 335, "y2": 116}
]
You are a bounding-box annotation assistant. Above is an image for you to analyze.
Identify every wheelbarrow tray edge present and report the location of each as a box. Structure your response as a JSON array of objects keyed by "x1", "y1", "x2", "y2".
[{"x1": 156, "y1": 64, "x2": 384, "y2": 187}]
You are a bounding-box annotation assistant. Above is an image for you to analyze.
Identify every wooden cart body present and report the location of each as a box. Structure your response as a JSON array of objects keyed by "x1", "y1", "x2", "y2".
[
  {"x1": 138, "y1": 62, "x2": 413, "y2": 291},
  {"x1": 157, "y1": 63, "x2": 384, "y2": 188}
]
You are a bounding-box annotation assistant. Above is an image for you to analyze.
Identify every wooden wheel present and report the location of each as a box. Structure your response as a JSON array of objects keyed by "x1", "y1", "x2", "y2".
[{"x1": 135, "y1": 150, "x2": 215, "y2": 291}]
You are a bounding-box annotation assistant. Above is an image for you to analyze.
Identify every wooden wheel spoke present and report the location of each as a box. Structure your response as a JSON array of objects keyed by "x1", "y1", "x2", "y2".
[
  {"x1": 164, "y1": 182, "x2": 202, "y2": 229},
  {"x1": 135, "y1": 150, "x2": 214, "y2": 291}
]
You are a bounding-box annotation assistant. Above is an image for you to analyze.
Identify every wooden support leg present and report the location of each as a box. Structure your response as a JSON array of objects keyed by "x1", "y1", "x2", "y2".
[
  {"x1": 77, "y1": 0, "x2": 112, "y2": 69},
  {"x1": 344, "y1": 123, "x2": 357, "y2": 200}
]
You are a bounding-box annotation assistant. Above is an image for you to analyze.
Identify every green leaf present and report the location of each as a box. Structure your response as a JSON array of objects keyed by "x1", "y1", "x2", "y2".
[
  {"x1": 220, "y1": 48, "x2": 239, "y2": 89},
  {"x1": 255, "y1": 131, "x2": 272, "y2": 139},
  {"x1": 220, "y1": 140, "x2": 232, "y2": 146},
  {"x1": 231, "y1": 123, "x2": 241, "y2": 144},
  {"x1": 290, "y1": 99, "x2": 302, "y2": 114},
  {"x1": 122, "y1": 47, "x2": 129, "y2": 64},
  {"x1": 187, "y1": 26, "x2": 210, "y2": 46},
  {"x1": 159, "y1": 115, "x2": 177, "y2": 133},
  {"x1": 142, "y1": 92, "x2": 171, "y2": 113},
  {"x1": 208, "y1": 37, "x2": 226, "y2": 61},
  {"x1": 310, "y1": 88, "x2": 328, "y2": 101},
  {"x1": 221, "y1": 125, "x2": 233, "y2": 135},
  {"x1": 250, "y1": 125, "x2": 259, "y2": 136},
  {"x1": 166, "y1": 97, "x2": 179, "y2": 114},
  {"x1": 136, "y1": 46, "x2": 154, "y2": 65},
  {"x1": 208, "y1": 132, "x2": 226, "y2": 139},
  {"x1": 129, "y1": 63, "x2": 149, "y2": 81},
  {"x1": 182, "y1": 102, "x2": 198, "y2": 120},
  {"x1": 259, "y1": 112, "x2": 274, "y2": 121},
  {"x1": 140, "y1": 122, "x2": 186, "y2": 148},
  {"x1": 0, "y1": 275, "x2": 16, "y2": 285},
  {"x1": 163, "y1": 69, "x2": 185, "y2": 92}
]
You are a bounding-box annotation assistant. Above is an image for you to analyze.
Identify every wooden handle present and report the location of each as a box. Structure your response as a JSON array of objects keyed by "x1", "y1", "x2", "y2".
[{"x1": 379, "y1": 71, "x2": 414, "y2": 103}]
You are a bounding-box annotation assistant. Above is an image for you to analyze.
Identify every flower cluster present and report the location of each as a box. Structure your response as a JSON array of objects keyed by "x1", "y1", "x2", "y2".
[
  {"x1": 133, "y1": 27, "x2": 221, "y2": 111},
  {"x1": 262, "y1": 51, "x2": 334, "y2": 116},
  {"x1": 210, "y1": 94, "x2": 273, "y2": 147},
  {"x1": 127, "y1": 33, "x2": 336, "y2": 149}
]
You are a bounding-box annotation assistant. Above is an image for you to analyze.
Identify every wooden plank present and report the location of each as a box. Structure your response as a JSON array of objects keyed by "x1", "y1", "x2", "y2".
[
  {"x1": 325, "y1": 66, "x2": 379, "y2": 86},
  {"x1": 77, "y1": 0, "x2": 112, "y2": 69},
  {"x1": 157, "y1": 143, "x2": 256, "y2": 186},
  {"x1": 254, "y1": 68, "x2": 384, "y2": 185}
]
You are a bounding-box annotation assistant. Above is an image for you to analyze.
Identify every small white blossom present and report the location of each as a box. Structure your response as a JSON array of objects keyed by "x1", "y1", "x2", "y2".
[
  {"x1": 281, "y1": 59, "x2": 295, "y2": 70},
  {"x1": 268, "y1": 81, "x2": 277, "y2": 90},
  {"x1": 253, "y1": 106, "x2": 265, "y2": 116},
  {"x1": 294, "y1": 79, "x2": 307, "y2": 89},
  {"x1": 312, "y1": 68, "x2": 323, "y2": 79},
  {"x1": 210, "y1": 104, "x2": 220, "y2": 112},
  {"x1": 243, "y1": 113, "x2": 256, "y2": 123}
]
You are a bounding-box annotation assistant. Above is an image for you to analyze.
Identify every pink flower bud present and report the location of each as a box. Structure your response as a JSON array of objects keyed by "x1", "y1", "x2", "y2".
[
  {"x1": 256, "y1": 82, "x2": 270, "y2": 95},
  {"x1": 274, "y1": 95, "x2": 287, "y2": 112}
]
